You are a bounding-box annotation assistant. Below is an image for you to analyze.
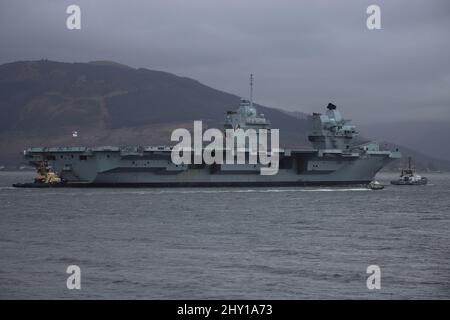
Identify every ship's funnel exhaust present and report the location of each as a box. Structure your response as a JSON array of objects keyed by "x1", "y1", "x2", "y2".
[{"x1": 327, "y1": 103, "x2": 337, "y2": 110}]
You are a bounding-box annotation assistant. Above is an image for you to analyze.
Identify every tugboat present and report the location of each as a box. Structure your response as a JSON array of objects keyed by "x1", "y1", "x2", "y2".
[
  {"x1": 13, "y1": 161, "x2": 64, "y2": 188},
  {"x1": 390, "y1": 157, "x2": 428, "y2": 186}
]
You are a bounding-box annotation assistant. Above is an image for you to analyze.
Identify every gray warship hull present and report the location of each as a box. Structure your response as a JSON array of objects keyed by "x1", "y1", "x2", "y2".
[{"x1": 21, "y1": 146, "x2": 399, "y2": 187}]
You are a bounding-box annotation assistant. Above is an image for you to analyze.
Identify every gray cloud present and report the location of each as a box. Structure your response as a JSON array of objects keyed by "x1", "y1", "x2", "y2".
[{"x1": 0, "y1": 0, "x2": 449, "y2": 124}]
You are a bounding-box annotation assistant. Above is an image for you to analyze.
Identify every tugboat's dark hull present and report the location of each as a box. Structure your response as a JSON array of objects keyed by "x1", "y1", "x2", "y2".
[
  {"x1": 390, "y1": 178, "x2": 428, "y2": 185},
  {"x1": 12, "y1": 182, "x2": 67, "y2": 188}
]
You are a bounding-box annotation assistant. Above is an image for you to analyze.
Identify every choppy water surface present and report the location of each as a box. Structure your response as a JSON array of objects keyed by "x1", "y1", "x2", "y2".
[{"x1": 0, "y1": 171, "x2": 448, "y2": 299}]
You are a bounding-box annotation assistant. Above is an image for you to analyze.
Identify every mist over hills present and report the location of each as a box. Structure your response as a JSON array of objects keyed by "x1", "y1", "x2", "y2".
[
  {"x1": 0, "y1": 60, "x2": 448, "y2": 171},
  {"x1": 360, "y1": 121, "x2": 450, "y2": 162}
]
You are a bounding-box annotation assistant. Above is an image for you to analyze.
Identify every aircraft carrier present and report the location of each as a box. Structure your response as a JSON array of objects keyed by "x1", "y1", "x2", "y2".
[{"x1": 15, "y1": 96, "x2": 401, "y2": 187}]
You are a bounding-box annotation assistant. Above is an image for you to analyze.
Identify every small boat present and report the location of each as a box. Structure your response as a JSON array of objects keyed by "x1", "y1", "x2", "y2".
[
  {"x1": 390, "y1": 157, "x2": 428, "y2": 186},
  {"x1": 368, "y1": 180, "x2": 384, "y2": 190}
]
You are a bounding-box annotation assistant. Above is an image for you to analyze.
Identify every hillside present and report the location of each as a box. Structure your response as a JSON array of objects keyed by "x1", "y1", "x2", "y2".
[
  {"x1": 0, "y1": 60, "x2": 448, "y2": 171},
  {"x1": 0, "y1": 60, "x2": 309, "y2": 167}
]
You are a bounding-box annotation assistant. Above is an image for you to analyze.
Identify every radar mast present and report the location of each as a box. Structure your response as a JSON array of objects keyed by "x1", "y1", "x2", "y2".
[{"x1": 250, "y1": 74, "x2": 253, "y2": 108}]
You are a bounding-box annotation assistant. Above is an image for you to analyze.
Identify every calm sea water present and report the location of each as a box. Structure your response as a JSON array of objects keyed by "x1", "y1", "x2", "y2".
[{"x1": 0, "y1": 171, "x2": 448, "y2": 299}]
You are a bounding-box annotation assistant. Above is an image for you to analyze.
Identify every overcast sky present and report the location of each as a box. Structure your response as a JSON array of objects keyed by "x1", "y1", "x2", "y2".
[{"x1": 1, "y1": 0, "x2": 449, "y2": 124}]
